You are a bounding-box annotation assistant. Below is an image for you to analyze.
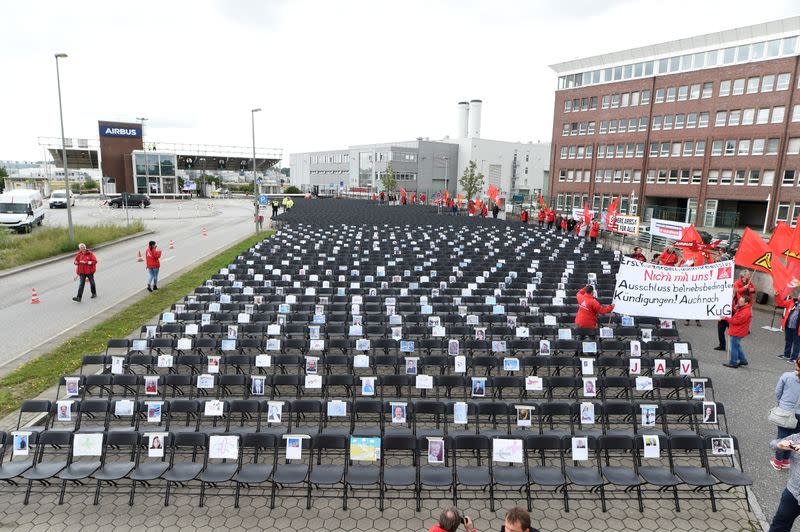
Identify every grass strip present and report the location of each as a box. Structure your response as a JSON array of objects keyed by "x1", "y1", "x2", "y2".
[
  {"x1": 0, "y1": 230, "x2": 273, "y2": 416},
  {"x1": 0, "y1": 221, "x2": 147, "y2": 270}
]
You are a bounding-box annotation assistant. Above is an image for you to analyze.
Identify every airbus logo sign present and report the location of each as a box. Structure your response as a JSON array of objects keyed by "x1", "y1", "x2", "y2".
[{"x1": 98, "y1": 125, "x2": 142, "y2": 138}]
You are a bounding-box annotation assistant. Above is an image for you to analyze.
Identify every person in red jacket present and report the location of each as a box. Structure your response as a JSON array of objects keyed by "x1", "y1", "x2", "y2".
[
  {"x1": 537, "y1": 209, "x2": 545, "y2": 226},
  {"x1": 420, "y1": 193, "x2": 426, "y2": 204},
  {"x1": 655, "y1": 245, "x2": 680, "y2": 266},
  {"x1": 723, "y1": 294, "x2": 752, "y2": 368},
  {"x1": 716, "y1": 270, "x2": 756, "y2": 350},
  {"x1": 574, "y1": 220, "x2": 582, "y2": 237},
  {"x1": 401, "y1": 195, "x2": 407, "y2": 205},
  {"x1": 629, "y1": 247, "x2": 647, "y2": 262},
  {"x1": 72, "y1": 243, "x2": 98, "y2": 302},
  {"x1": 575, "y1": 285, "x2": 615, "y2": 328},
  {"x1": 480, "y1": 204, "x2": 488, "y2": 217},
  {"x1": 428, "y1": 507, "x2": 476, "y2": 532},
  {"x1": 546, "y1": 209, "x2": 556, "y2": 229},
  {"x1": 520, "y1": 209, "x2": 529, "y2": 223},
  {"x1": 560, "y1": 217, "x2": 567, "y2": 232},
  {"x1": 145, "y1": 240, "x2": 162, "y2": 292},
  {"x1": 589, "y1": 219, "x2": 600, "y2": 243}
]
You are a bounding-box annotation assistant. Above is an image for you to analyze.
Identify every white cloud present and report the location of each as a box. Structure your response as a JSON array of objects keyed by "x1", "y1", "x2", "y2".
[{"x1": 1, "y1": 0, "x2": 799, "y2": 165}]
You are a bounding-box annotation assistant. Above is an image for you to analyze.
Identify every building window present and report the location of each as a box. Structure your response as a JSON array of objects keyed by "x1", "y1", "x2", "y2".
[
  {"x1": 738, "y1": 139, "x2": 750, "y2": 156},
  {"x1": 752, "y1": 139, "x2": 765, "y2": 155},
  {"x1": 756, "y1": 108, "x2": 770, "y2": 124},
  {"x1": 649, "y1": 143, "x2": 658, "y2": 157},
  {"x1": 680, "y1": 170, "x2": 690, "y2": 184},
  {"x1": 621, "y1": 93, "x2": 630, "y2": 107},
  {"x1": 579, "y1": 123, "x2": 587, "y2": 135},
  {"x1": 611, "y1": 94, "x2": 620, "y2": 108},
  {"x1": 660, "y1": 143, "x2": 670, "y2": 157},
  {"x1": 560, "y1": 147, "x2": 567, "y2": 159},
  {"x1": 732, "y1": 78, "x2": 745, "y2": 95},
  {"x1": 698, "y1": 112, "x2": 710, "y2": 128},
  {"x1": 724, "y1": 140, "x2": 736, "y2": 156},
  {"x1": 635, "y1": 143, "x2": 644, "y2": 157},
  {"x1": 773, "y1": 106, "x2": 786, "y2": 123},
  {"x1": 683, "y1": 141, "x2": 694, "y2": 156},
  {"x1": 558, "y1": 170, "x2": 566, "y2": 182},
  {"x1": 556, "y1": 194, "x2": 564, "y2": 209},
  {"x1": 601, "y1": 95, "x2": 610, "y2": 109},
  {"x1": 762, "y1": 74, "x2": 775, "y2": 92},
  {"x1": 668, "y1": 169, "x2": 678, "y2": 184},
  {"x1": 748, "y1": 169, "x2": 760, "y2": 185},
  {"x1": 633, "y1": 170, "x2": 642, "y2": 183},
  {"x1": 678, "y1": 86, "x2": 688, "y2": 101},
  {"x1": 568, "y1": 146, "x2": 576, "y2": 159},
  {"x1": 777, "y1": 203, "x2": 790, "y2": 222},
  {"x1": 793, "y1": 105, "x2": 800, "y2": 122},
  {"x1": 777, "y1": 73, "x2": 791, "y2": 91},
  {"x1": 664, "y1": 115, "x2": 674, "y2": 130},
  {"x1": 618, "y1": 120, "x2": 627, "y2": 133},
  {"x1": 588, "y1": 121, "x2": 596, "y2": 134},
  {"x1": 686, "y1": 113, "x2": 698, "y2": 128},
  {"x1": 746, "y1": 77, "x2": 760, "y2": 93},
  {"x1": 613, "y1": 170, "x2": 622, "y2": 183},
  {"x1": 604, "y1": 169, "x2": 613, "y2": 182},
  {"x1": 702, "y1": 82, "x2": 713, "y2": 98},
  {"x1": 692, "y1": 170, "x2": 702, "y2": 184},
  {"x1": 675, "y1": 114, "x2": 685, "y2": 129},
  {"x1": 719, "y1": 80, "x2": 731, "y2": 97},
  {"x1": 695, "y1": 141, "x2": 706, "y2": 156},
  {"x1": 592, "y1": 195, "x2": 601, "y2": 210},
  {"x1": 689, "y1": 84, "x2": 701, "y2": 99},
  {"x1": 763, "y1": 170, "x2": 775, "y2": 186},
  {"x1": 597, "y1": 145, "x2": 606, "y2": 158},
  {"x1": 671, "y1": 142, "x2": 682, "y2": 156},
  {"x1": 655, "y1": 88, "x2": 665, "y2": 103},
  {"x1": 652, "y1": 116, "x2": 662, "y2": 130},
  {"x1": 562, "y1": 124, "x2": 569, "y2": 136},
  {"x1": 767, "y1": 138, "x2": 780, "y2": 155},
  {"x1": 742, "y1": 108, "x2": 755, "y2": 125},
  {"x1": 720, "y1": 170, "x2": 732, "y2": 184},
  {"x1": 639, "y1": 117, "x2": 648, "y2": 131},
  {"x1": 728, "y1": 110, "x2": 741, "y2": 126},
  {"x1": 646, "y1": 170, "x2": 656, "y2": 184},
  {"x1": 711, "y1": 141, "x2": 723, "y2": 156},
  {"x1": 715, "y1": 111, "x2": 727, "y2": 127},
  {"x1": 707, "y1": 170, "x2": 719, "y2": 184},
  {"x1": 609, "y1": 120, "x2": 618, "y2": 134},
  {"x1": 734, "y1": 170, "x2": 746, "y2": 185},
  {"x1": 657, "y1": 170, "x2": 667, "y2": 184},
  {"x1": 641, "y1": 90, "x2": 651, "y2": 104},
  {"x1": 589, "y1": 96, "x2": 598, "y2": 110},
  {"x1": 784, "y1": 170, "x2": 796, "y2": 186},
  {"x1": 564, "y1": 100, "x2": 572, "y2": 112}
]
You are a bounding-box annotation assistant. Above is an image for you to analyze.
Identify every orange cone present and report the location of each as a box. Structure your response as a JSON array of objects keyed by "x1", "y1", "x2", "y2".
[
  {"x1": 30, "y1": 288, "x2": 40, "y2": 304},
  {"x1": 136, "y1": 250, "x2": 144, "y2": 262},
  {"x1": 201, "y1": 227, "x2": 208, "y2": 237},
  {"x1": 169, "y1": 240, "x2": 175, "y2": 250}
]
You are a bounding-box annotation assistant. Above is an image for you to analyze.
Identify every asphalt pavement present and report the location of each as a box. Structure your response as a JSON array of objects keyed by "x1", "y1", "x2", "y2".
[
  {"x1": 677, "y1": 304, "x2": 794, "y2": 529},
  {"x1": 0, "y1": 198, "x2": 264, "y2": 374}
]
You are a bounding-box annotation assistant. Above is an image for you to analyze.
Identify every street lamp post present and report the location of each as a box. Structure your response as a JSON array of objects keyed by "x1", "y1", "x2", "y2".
[
  {"x1": 251, "y1": 108, "x2": 261, "y2": 234},
  {"x1": 54, "y1": 53, "x2": 75, "y2": 242}
]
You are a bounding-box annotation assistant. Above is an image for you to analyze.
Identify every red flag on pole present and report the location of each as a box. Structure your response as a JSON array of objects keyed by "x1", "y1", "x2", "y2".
[
  {"x1": 487, "y1": 185, "x2": 499, "y2": 201},
  {"x1": 399, "y1": 187, "x2": 407, "y2": 197},
  {"x1": 735, "y1": 227, "x2": 798, "y2": 294},
  {"x1": 583, "y1": 203, "x2": 591, "y2": 226},
  {"x1": 606, "y1": 197, "x2": 620, "y2": 230},
  {"x1": 770, "y1": 221, "x2": 794, "y2": 258}
]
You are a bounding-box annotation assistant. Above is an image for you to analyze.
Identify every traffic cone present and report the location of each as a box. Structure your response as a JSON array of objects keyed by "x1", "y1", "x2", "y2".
[
  {"x1": 136, "y1": 250, "x2": 144, "y2": 262},
  {"x1": 169, "y1": 240, "x2": 175, "y2": 250},
  {"x1": 201, "y1": 227, "x2": 208, "y2": 237},
  {"x1": 30, "y1": 288, "x2": 40, "y2": 304}
]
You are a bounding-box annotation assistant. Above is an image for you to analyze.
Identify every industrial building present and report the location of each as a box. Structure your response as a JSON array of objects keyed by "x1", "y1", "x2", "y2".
[
  {"x1": 290, "y1": 101, "x2": 550, "y2": 200},
  {"x1": 549, "y1": 16, "x2": 800, "y2": 229}
]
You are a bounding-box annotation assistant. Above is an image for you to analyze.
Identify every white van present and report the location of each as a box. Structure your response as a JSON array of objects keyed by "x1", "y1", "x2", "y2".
[{"x1": 0, "y1": 189, "x2": 46, "y2": 233}]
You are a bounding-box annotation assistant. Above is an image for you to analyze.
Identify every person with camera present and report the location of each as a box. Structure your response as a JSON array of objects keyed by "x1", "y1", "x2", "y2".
[
  {"x1": 769, "y1": 430, "x2": 800, "y2": 530},
  {"x1": 772, "y1": 360, "x2": 800, "y2": 471},
  {"x1": 778, "y1": 294, "x2": 800, "y2": 362},
  {"x1": 428, "y1": 507, "x2": 476, "y2": 532}
]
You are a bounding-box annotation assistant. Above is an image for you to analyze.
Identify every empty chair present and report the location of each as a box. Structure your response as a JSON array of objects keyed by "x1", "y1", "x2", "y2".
[
  {"x1": 23, "y1": 430, "x2": 72, "y2": 505},
  {"x1": 635, "y1": 434, "x2": 680, "y2": 511},
  {"x1": 599, "y1": 434, "x2": 643, "y2": 512},
  {"x1": 91, "y1": 431, "x2": 139, "y2": 505},
  {"x1": 129, "y1": 432, "x2": 172, "y2": 505},
  {"x1": 564, "y1": 435, "x2": 606, "y2": 512},
  {"x1": 703, "y1": 435, "x2": 752, "y2": 511},
  {"x1": 526, "y1": 434, "x2": 568, "y2": 511},
  {"x1": 233, "y1": 433, "x2": 278, "y2": 509},
  {"x1": 669, "y1": 434, "x2": 719, "y2": 512},
  {"x1": 380, "y1": 434, "x2": 417, "y2": 511},
  {"x1": 57, "y1": 432, "x2": 105, "y2": 504},
  {"x1": 162, "y1": 431, "x2": 208, "y2": 506},
  {"x1": 198, "y1": 434, "x2": 241, "y2": 507},
  {"x1": 306, "y1": 434, "x2": 349, "y2": 509},
  {"x1": 417, "y1": 435, "x2": 453, "y2": 512},
  {"x1": 452, "y1": 434, "x2": 494, "y2": 511}
]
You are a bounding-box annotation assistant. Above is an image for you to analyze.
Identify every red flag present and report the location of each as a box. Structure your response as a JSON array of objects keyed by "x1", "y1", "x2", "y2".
[
  {"x1": 606, "y1": 197, "x2": 620, "y2": 230},
  {"x1": 538, "y1": 193, "x2": 544, "y2": 206},
  {"x1": 770, "y1": 221, "x2": 794, "y2": 258},
  {"x1": 675, "y1": 225, "x2": 704, "y2": 250},
  {"x1": 443, "y1": 190, "x2": 450, "y2": 202},
  {"x1": 487, "y1": 185, "x2": 499, "y2": 201},
  {"x1": 399, "y1": 187, "x2": 407, "y2": 197},
  {"x1": 496, "y1": 197, "x2": 503, "y2": 207},
  {"x1": 735, "y1": 227, "x2": 798, "y2": 294},
  {"x1": 583, "y1": 203, "x2": 591, "y2": 226},
  {"x1": 788, "y1": 214, "x2": 800, "y2": 262}
]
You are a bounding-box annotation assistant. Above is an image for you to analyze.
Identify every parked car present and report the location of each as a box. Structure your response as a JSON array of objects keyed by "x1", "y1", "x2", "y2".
[
  {"x1": 0, "y1": 189, "x2": 46, "y2": 233},
  {"x1": 48, "y1": 190, "x2": 74, "y2": 208},
  {"x1": 107, "y1": 193, "x2": 151, "y2": 208}
]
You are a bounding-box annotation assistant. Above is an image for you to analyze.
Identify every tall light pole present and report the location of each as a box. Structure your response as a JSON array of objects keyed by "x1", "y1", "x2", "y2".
[
  {"x1": 54, "y1": 53, "x2": 75, "y2": 242},
  {"x1": 251, "y1": 108, "x2": 261, "y2": 234}
]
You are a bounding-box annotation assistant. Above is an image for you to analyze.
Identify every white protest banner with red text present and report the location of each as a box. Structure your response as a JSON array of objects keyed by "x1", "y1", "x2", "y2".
[
  {"x1": 609, "y1": 214, "x2": 640, "y2": 236},
  {"x1": 612, "y1": 258, "x2": 734, "y2": 320}
]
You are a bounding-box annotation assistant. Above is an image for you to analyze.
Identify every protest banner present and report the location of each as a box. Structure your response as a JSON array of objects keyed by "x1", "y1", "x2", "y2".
[
  {"x1": 612, "y1": 257, "x2": 734, "y2": 320},
  {"x1": 649, "y1": 218, "x2": 690, "y2": 240},
  {"x1": 610, "y1": 214, "x2": 640, "y2": 236}
]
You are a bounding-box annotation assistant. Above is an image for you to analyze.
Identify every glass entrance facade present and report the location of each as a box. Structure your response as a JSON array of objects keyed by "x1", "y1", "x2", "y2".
[{"x1": 132, "y1": 151, "x2": 177, "y2": 194}]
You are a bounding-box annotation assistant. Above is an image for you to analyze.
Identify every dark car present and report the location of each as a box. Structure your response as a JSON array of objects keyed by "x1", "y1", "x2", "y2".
[{"x1": 108, "y1": 193, "x2": 151, "y2": 208}]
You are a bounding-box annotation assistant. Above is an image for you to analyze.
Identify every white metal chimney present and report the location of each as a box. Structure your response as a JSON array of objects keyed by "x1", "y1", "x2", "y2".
[
  {"x1": 468, "y1": 99, "x2": 482, "y2": 138},
  {"x1": 457, "y1": 101, "x2": 469, "y2": 138}
]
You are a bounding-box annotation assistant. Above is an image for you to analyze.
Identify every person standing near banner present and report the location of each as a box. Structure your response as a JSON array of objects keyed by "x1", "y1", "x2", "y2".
[
  {"x1": 717, "y1": 270, "x2": 757, "y2": 351},
  {"x1": 575, "y1": 285, "x2": 615, "y2": 327},
  {"x1": 778, "y1": 295, "x2": 800, "y2": 361},
  {"x1": 722, "y1": 294, "x2": 752, "y2": 368},
  {"x1": 589, "y1": 218, "x2": 600, "y2": 243}
]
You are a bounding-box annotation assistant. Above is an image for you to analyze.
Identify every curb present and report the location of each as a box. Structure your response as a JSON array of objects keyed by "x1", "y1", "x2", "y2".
[{"x1": 0, "y1": 229, "x2": 155, "y2": 279}]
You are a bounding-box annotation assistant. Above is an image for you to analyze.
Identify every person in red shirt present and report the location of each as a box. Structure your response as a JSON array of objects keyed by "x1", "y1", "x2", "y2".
[
  {"x1": 480, "y1": 204, "x2": 488, "y2": 217},
  {"x1": 401, "y1": 195, "x2": 407, "y2": 205},
  {"x1": 537, "y1": 210, "x2": 545, "y2": 226},
  {"x1": 723, "y1": 294, "x2": 752, "y2": 368},
  {"x1": 575, "y1": 285, "x2": 615, "y2": 328},
  {"x1": 411, "y1": 192, "x2": 416, "y2": 204},
  {"x1": 629, "y1": 247, "x2": 647, "y2": 262},
  {"x1": 716, "y1": 270, "x2": 756, "y2": 350},
  {"x1": 72, "y1": 243, "x2": 98, "y2": 302},
  {"x1": 574, "y1": 220, "x2": 581, "y2": 237},
  {"x1": 560, "y1": 217, "x2": 567, "y2": 232},
  {"x1": 379, "y1": 191, "x2": 385, "y2": 204},
  {"x1": 428, "y1": 507, "x2": 476, "y2": 532},
  {"x1": 546, "y1": 209, "x2": 556, "y2": 229},
  {"x1": 520, "y1": 209, "x2": 529, "y2": 223},
  {"x1": 589, "y1": 219, "x2": 600, "y2": 243},
  {"x1": 145, "y1": 240, "x2": 162, "y2": 292},
  {"x1": 420, "y1": 193, "x2": 426, "y2": 204},
  {"x1": 655, "y1": 245, "x2": 680, "y2": 266}
]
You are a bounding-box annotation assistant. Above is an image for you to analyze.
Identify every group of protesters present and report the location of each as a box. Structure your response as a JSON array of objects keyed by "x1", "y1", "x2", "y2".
[{"x1": 531, "y1": 207, "x2": 600, "y2": 243}]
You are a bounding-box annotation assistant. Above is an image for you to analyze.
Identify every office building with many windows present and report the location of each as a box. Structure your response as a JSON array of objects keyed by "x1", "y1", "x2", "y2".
[{"x1": 549, "y1": 16, "x2": 800, "y2": 229}]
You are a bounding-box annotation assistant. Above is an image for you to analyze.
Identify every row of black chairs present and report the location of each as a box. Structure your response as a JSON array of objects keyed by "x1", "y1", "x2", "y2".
[{"x1": 0, "y1": 430, "x2": 749, "y2": 513}]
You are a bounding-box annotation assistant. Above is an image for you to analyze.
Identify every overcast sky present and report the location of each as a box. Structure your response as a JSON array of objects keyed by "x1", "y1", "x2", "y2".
[{"x1": 2, "y1": 0, "x2": 800, "y2": 165}]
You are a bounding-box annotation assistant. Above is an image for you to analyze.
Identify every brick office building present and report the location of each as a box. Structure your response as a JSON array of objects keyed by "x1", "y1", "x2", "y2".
[{"x1": 548, "y1": 17, "x2": 800, "y2": 230}]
